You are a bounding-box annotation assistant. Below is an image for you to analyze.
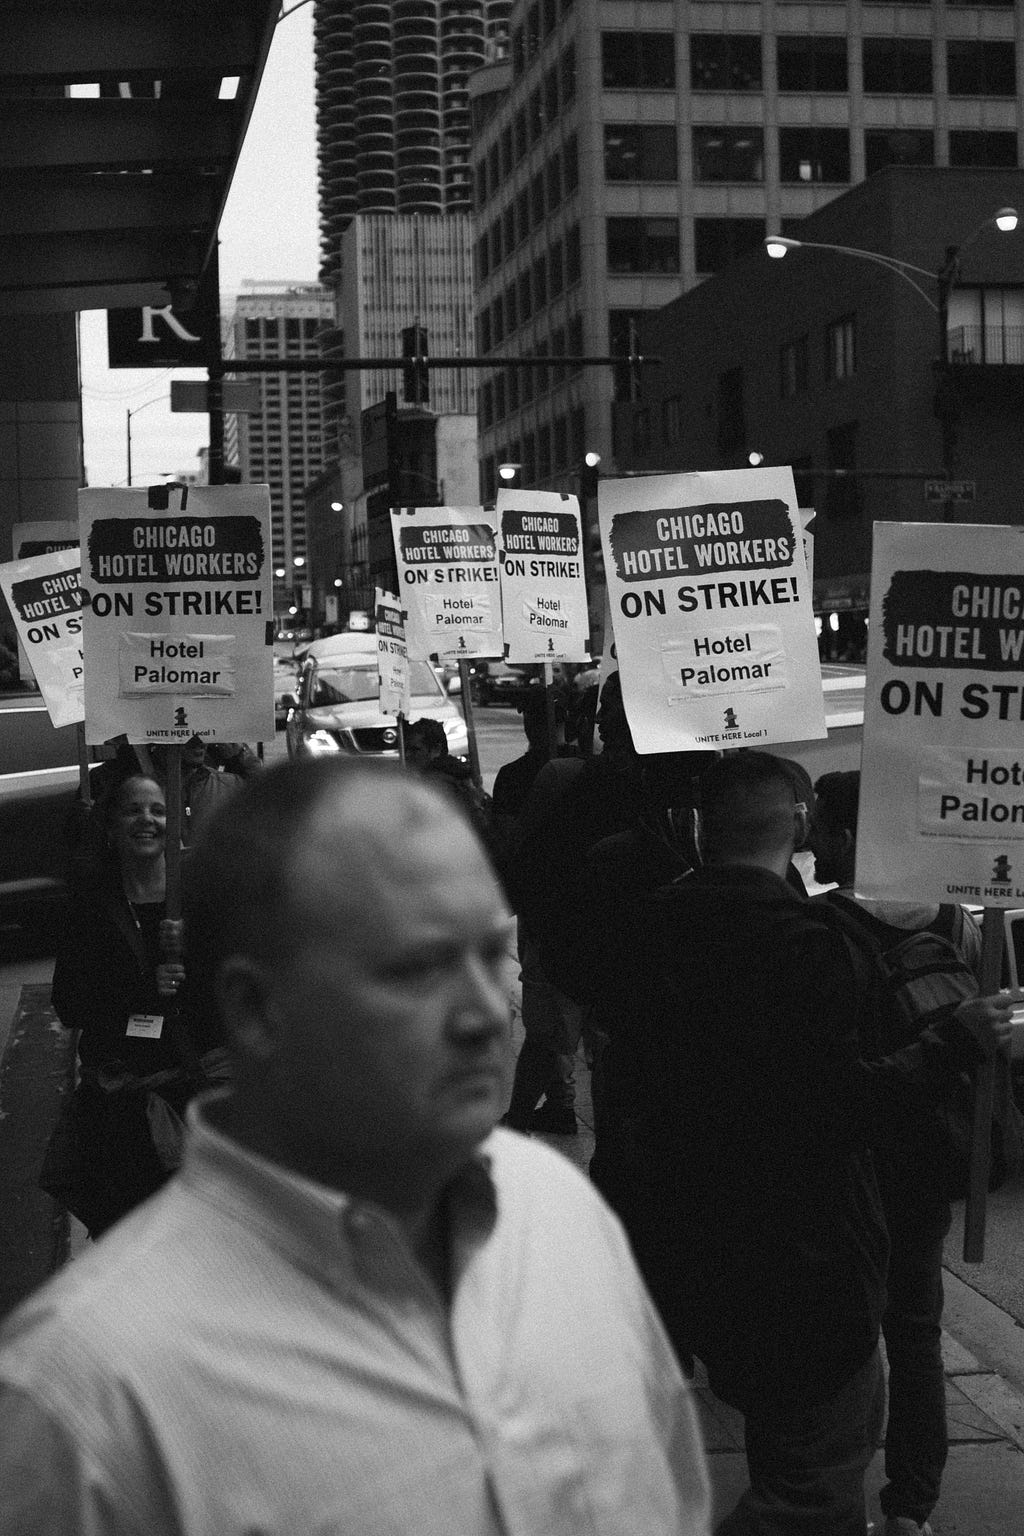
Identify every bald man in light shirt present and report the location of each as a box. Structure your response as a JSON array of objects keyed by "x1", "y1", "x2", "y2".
[{"x1": 0, "y1": 756, "x2": 710, "y2": 1536}]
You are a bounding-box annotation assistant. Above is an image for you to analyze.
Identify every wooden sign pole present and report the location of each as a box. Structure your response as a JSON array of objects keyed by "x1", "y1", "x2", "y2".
[{"x1": 963, "y1": 906, "x2": 1003, "y2": 1262}]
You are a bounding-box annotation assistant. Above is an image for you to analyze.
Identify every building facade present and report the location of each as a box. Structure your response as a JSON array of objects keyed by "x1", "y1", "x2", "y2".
[
  {"x1": 617, "y1": 167, "x2": 1024, "y2": 603},
  {"x1": 313, "y1": 0, "x2": 513, "y2": 283},
  {"x1": 471, "y1": 0, "x2": 1023, "y2": 501},
  {"x1": 227, "y1": 283, "x2": 336, "y2": 615}
]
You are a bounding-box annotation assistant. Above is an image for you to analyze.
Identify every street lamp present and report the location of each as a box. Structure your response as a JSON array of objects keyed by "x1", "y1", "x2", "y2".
[
  {"x1": 764, "y1": 208, "x2": 1019, "y2": 514},
  {"x1": 125, "y1": 395, "x2": 169, "y2": 486},
  {"x1": 498, "y1": 462, "x2": 521, "y2": 482}
]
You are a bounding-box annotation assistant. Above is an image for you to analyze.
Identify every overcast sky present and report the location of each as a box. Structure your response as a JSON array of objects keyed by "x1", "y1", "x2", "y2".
[{"x1": 79, "y1": 6, "x2": 320, "y2": 491}]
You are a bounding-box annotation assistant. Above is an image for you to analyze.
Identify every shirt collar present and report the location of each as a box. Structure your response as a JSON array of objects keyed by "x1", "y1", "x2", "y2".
[{"x1": 180, "y1": 1092, "x2": 498, "y2": 1288}]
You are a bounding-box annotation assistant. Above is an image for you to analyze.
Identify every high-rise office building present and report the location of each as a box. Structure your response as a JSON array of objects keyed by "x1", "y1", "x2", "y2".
[
  {"x1": 227, "y1": 283, "x2": 336, "y2": 612},
  {"x1": 313, "y1": 0, "x2": 512, "y2": 283},
  {"x1": 471, "y1": 0, "x2": 1023, "y2": 498}
]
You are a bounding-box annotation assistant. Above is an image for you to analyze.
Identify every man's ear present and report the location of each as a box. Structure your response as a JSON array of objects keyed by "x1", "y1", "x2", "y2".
[{"x1": 216, "y1": 956, "x2": 282, "y2": 1063}]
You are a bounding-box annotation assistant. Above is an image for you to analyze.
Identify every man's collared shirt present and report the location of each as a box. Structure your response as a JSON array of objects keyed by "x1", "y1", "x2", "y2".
[{"x1": 0, "y1": 1100, "x2": 710, "y2": 1536}]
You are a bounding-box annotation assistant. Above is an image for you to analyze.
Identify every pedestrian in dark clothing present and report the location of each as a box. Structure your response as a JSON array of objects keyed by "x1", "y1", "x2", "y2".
[
  {"x1": 502, "y1": 673, "x2": 643, "y2": 1133},
  {"x1": 811, "y1": 769, "x2": 983, "y2": 1536},
  {"x1": 608, "y1": 752, "x2": 1013, "y2": 1536}
]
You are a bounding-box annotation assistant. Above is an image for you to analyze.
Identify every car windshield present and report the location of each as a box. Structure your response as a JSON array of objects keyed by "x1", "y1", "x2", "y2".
[{"x1": 310, "y1": 659, "x2": 440, "y2": 707}]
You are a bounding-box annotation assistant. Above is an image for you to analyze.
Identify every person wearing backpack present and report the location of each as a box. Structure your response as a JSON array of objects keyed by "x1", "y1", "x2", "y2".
[{"x1": 810, "y1": 769, "x2": 1012, "y2": 1536}]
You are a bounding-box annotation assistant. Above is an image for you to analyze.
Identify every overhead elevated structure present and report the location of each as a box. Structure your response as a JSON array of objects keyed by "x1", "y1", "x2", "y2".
[{"x1": 0, "y1": 0, "x2": 281, "y2": 315}]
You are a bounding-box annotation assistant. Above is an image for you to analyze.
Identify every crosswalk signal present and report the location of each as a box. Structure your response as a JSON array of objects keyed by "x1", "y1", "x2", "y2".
[{"x1": 401, "y1": 325, "x2": 429, "y2": 406}]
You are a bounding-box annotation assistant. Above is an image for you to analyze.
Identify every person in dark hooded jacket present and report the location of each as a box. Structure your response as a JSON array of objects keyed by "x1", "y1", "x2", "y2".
[{"x1": 607, "y1": 751, "x2": 1014, "y2": 1536}]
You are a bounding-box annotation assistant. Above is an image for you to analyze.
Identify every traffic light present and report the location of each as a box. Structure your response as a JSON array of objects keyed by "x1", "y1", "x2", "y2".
[{"x1": 401, "y1": 324, "x2": 429, "y2": 406}]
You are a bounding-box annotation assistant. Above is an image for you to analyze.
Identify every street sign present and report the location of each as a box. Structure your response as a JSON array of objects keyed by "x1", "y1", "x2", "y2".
[
  {"x1": 107, "y1": 251, "x2": 220, "y2": 368},
  {"x1": 924, "y1": 479, "x2": 976, "y2": 503},
  {"x1": 170, "y1": 380, "x2": 260, "y2": 414}
]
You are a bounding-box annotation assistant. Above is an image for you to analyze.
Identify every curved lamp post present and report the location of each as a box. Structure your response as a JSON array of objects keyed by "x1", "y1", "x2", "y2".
[
  {"x1": 125, "y1": 395, "x2": 169, "y2": 486},
  {"x1": 764, "y1": 209, "x2": 1019, "y2": 514}
]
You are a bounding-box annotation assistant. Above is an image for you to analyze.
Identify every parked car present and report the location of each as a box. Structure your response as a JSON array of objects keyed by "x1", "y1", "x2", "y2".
[
  {"x1": 285, "y1": 640, "x2": 469, "y2": 761},
  {"x1": 474, "y1": 661, "x2": 542, "y2": 707},
  {"x1": 0, "y1": 687, "x2": 80, "y2": 942}
]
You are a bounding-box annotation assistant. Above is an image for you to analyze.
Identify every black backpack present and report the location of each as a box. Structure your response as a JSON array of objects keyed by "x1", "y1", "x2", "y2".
[{"x1": 824, "y1": 893, "x2": 1024, "y2": 1199}]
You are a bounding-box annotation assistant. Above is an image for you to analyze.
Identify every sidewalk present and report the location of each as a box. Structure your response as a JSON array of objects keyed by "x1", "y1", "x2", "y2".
[{"x1": 508, "y1": 980, "x2": 1024, "y2": 1535}]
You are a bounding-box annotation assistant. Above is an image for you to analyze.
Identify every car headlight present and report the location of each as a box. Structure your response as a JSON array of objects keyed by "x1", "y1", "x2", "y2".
[{"x1": 304, "y1": 729, "x2": 341, "y2": 756}]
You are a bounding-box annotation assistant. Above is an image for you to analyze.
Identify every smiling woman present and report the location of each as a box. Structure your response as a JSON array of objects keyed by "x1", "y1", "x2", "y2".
[{"x1": 45, "y1": 772, "x2": 229, "y2": 1237}]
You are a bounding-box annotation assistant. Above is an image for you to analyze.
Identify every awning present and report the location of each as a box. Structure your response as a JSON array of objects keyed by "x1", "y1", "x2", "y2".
[{"x1": 0, "y1": 1, "x2": 280, "y2": 314}]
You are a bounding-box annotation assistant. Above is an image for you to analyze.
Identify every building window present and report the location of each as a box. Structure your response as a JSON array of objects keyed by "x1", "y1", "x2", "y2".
[
  {"x1": 492, "y1": 296, "x2": 504, "y2": 346},
  {"x1": 551, "y1": 325, "x2": 566, "y2": 387},
  {"x1": 716, "y1": 367, "x2": 745, "y2": 457},
  {"x1": 601, "y1": 32, "x2": 675, "y2": 90},
  {"x1": 553, "y1": 414, "x2": 568, "y2": 470},
  {"x1": 605, "y1": 124, "x2": 679, "y2": 181},
  {"x1": 947, "y1": 286, "x2": 1024, "y2": 365},
  {"x1": 560, "y1": 42, "x2": 576, "y2": 101},
  {"x1": 607, "y1": 217, "x2": 680, "y2": 274},
  {"x1": 567, "y1": 311, "x2": 583, "y2": 372},
  {"x1": 865, "y1": 129, "x2": 934, "y2": 176},
  {"x1": 546, "y1": 151, "x2": 562, "y2": 206},
  {"x1": 779, "y1": 128, "x2": 850, "y2": 183},
  {"x1": 494, "y1": 373, "x2": 506, "y2": 420},
  {"x1": 777, "y1": 35, "x2": 848, "y2": 92},
  {"x1": 533, "y1": 255, "x2": 548, "y2": 310},
  {"x1": 516, "y1": 189, "x2": 530, "y2": 243},
  {"x1": 947, "y1": 40, "x2": 1016, "y2": 96},
  {"x1": 477, "y1": 236, "x2": 490, "y2": 281},
  {"x1": 514, "y1": 108, "x2": 528, "y2": 160},
  {"x1": 779, "y1": 335, "x2": 809, "y2": 399},
  {"x1": 566, "y1": 224, "x2": 581, "y2": 284},
  {"x1": 480, "y1": 380, "x2": 494, "y2": 428},
  {"x1": 532, "y1": 170, "x2": 546, "y2": 224},
  {"x1": 564, "y1": 134, "x2": 579, "y2": 190},
  {"x1": 662, "y1": 394, "x2": 683, "y2": 444},
  {"x1": 694, "y1": 218, "x2": 765, "y2": 275},
  {"x1": 526, "y1": 2, "x2": 540, "y2": 60},
  {"x1": 490, "y1": 222, "x2": 502, "y2": 269},
  {"x1": 529, "y1": 87, "x2": 544, "y2": 143},
  {"x1": 825, "y1": 422, "x2": 861, "y2": 518},
  {"x1": 523, "y1": 432, "x2": 537, "y2": 485},
  {"x1": 949, "y1": 130, "x2": 1018, "y2": 168},
  {"x1": 826, "y1": 315, "x2": 857, "y2": 380},
  {"x1": 549, "y1": 238, "x2": 565, "y2": 296},
  {"x1": 518, "y1": 269, "x2": 533, "y2": 322},
  {"x1": 508, "y1": 367, "x2": 520, "y2": 412},
  {"x1": 500, "y1": 127, "x2": 513, "y2": 177},
  {"x1": 505, "y1": 284, "x2": 518, "y2": 334},
  {"x1": 544, "y1": 65, "x2": 559, "y2": 122},
  {"x1": 863, "y1": 38, "x2": 933, "y2": 94},
  {"x1": 503, "y1": 203, "x2": 517, "y2": 251},
  {"x1": 690, "y1": 34, "x2": 762, "y2": 91},
  {"x1": 537, "y1": 423, "x2": 552, "y2": 480},
  {"x1": 488, "y1": 144, "x2": 500, "y2": 193},
  {"x1": 535, "y1": 339, "x2": 549, "y2": 394},
  {"x1": 692, "y1": 127, "x2": 764, "y2": 182}
]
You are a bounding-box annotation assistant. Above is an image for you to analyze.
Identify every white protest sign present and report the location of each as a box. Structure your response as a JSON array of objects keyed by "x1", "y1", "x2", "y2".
[
  {"x1": 0, "y1": 548, "x2": 84, "y2": 727},
  {"x1": 9, "y1": 522, "x2": 80, "y2": 685},
  {"x1": 78, "y1": 485, "x2": 274, "y2": 746},
  {"x1": 597, "y1": 466, "x2": 825, "y2": 753},
  {"x1": 858, "y1": 522, "x2": 1024, "y2": 907},
  {"x1": 391, "y1": 506, "x2": 503, "y2": 661},
  {"x1": 375, "y1": 587, "x2": 410, "y2": 718},
  {"x1": 496, "y1": 489, "x2": 590, "y2": 663}
]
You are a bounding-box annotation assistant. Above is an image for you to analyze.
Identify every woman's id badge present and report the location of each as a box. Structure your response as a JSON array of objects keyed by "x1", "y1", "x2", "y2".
[{"x1": 126, "y1": 1014, "x2": 164, "y2": 1039}]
